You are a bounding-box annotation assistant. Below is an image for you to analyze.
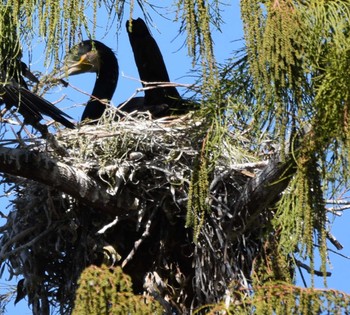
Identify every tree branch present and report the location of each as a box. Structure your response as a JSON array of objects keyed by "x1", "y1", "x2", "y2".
[
  {"x1": 229, "y1": 154, "x2": 296, "y2": 233},
  {"x1": 0, "y1": 147, "x2": 136, "y2": 216}
]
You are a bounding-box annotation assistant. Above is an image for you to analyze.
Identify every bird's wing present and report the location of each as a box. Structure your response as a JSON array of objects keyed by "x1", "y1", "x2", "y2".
[
  {"x1": 126, "y1": 18, "x2": 180, "y2": 106},
  {"x1": 1, "y1": 83, "x2": 75, "y2": 129}
]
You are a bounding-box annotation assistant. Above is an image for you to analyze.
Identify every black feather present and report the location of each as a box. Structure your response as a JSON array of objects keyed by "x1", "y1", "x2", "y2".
[{"x1": 0, "y1": 61, "x2": 75, "y2": 131}]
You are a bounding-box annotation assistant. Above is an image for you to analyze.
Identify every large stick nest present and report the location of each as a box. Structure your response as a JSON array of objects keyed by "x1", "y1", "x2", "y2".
[{"x1": 0, "y1": 110, "x2": 280, "y2": 314}]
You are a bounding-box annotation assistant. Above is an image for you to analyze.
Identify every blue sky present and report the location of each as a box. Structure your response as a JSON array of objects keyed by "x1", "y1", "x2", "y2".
[{"x1": 1, "y1": 1, "x2": 350, "y2": 314}]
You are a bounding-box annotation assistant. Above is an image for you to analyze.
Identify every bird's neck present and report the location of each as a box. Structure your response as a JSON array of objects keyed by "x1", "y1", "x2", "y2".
[
  {"x1": 81, "y1": 50, "x2": 119, "y2": 122},
  {"x1": 90, "y1": 67, "x2": 117, "y2": 101},
  {"x1": 82, "y1": 66, "x2": 118, "y2": 121}
]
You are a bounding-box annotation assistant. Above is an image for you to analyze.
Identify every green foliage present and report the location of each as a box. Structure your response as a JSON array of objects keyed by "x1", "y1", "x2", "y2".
[
  {"x1": 274, "y1": 146, "x2": 328, "y2": 284},
  {"x1": 240, "y1": 0, "x2": 350, "y2": 161},
  {"x1": 0, "y1": 0, "x2": 130, "y2": 66},
  {"x1": 239, "y1": 0, "x2": 350, "y2": 289},
  {"x1": 197, "y1": 283, "x2": 350, "y2": 314},
  {"x1": 244, "y1": 283, "x2": 350, "y2": 315},
  {"x1": 0, "y1": 5, "x2": 22, "y2": 80},
  {"x1": 72, "y1": 265, "x2": 163, "y2": 315},
  {"x1": 175, "y1": 0, "x2": 219, "y2": 72},
  {"x1": 186, "y1": 154, "x2": 210, "y2": 241},
  {"x1": 300, "y1": 1, "x2": 350, "y2": 186},
  {"x1": 1, "y1": 0, "x2": 350, "y2": 314},
  {"x1": 2, "y1": 0, "x2": 87, "y2": 65},
  {"x1": 241, "y1": 0, "x2": 308, "y2": 143}
]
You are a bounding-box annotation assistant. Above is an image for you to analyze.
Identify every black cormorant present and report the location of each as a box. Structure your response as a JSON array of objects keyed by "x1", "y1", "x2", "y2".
[
  {"x1": 62, "y1": 19, "x2": 193, "y2": 122},
  {"x1": 0, "y1": 59, "x2": 75, "y2": 134},
  {"x1": 62, "y1": 40, "x2": 119, "y2": 122}
]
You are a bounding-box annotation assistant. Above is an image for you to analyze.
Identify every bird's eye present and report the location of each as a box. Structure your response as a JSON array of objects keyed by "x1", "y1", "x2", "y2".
[
  {"x1": 72, "y1": 55, "x2": 81, "y2": 62},
  {"x1": 85, "y1": 51, "x2": 100, "y2": 67}
]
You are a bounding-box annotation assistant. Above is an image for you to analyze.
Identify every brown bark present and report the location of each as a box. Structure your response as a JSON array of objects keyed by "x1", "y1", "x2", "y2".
[
  {"x1": 229, "y1": 154, "x2": 297, "y2": 233},
  {"x1": 0, "y1": 146, "x2": 135, "y2": 216}
]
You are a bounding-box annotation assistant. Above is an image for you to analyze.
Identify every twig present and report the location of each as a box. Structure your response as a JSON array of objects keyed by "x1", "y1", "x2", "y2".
[
  {"x1": 325, "y1": 199, "x2": 350, "y2": 205},
  {"x1": 327, "y1": 205, "x2": 350, "y2": 212},
  {"x1": 324, "y1": 247, "x2": 350, "y2": 259},
  {"x1": 313, "y1": 243, "x2": 350, "y2": 259},
  {"x1": 121, "y1": 208, "x2": 158, "y2": 268},
  {"x1": 121, "y1": 72, "x2": 196, "y2": 90},
  {"x1": 295, "y1": 259, "x2": 331, "y2": 277},
  {"x1": 97, "y1": 216, "x2": 119, "y2": 234},
  {"x1": 326, "y1": 231, "x2": 343, "y2": 250},
  {"x1": 228, "y1": 161, "x2": 268, "y2": 171},
  {"x1": 0, "y1": 226, "x2": 52, "y2": 261}
]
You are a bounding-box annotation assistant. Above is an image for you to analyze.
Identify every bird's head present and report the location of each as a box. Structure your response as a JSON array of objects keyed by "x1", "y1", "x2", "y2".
[
  {"x1": 60, "y1": 40, "x2": 118, "y2": 80},
  {"x1": 62, "y1": 40, "x2": 103, "y2": 76}
]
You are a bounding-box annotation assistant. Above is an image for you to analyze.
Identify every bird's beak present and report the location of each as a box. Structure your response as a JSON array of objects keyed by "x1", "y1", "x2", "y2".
[
  {"x1": 58, "y1": 54, "x2": 89, "y2": 78},
  {"x1": 59, "y1": 48, "x2": 100, "y2": 80}
]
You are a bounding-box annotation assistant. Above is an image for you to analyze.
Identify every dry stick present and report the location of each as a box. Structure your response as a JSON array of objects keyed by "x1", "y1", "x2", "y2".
[
  {"x1": 63, "y1": 81, "x2": 110, "y2": 106},
  {"x1": 8, "y1": 111, "x2": 33, "y2": 138},
  {"x1": 0, "y1": 226, "x2": 52, "y2": 261},
  {"x1": 0, "y1": 147, "x2": 131, "y2": 216},
  {"x1": 326, "y1": 231, "x2": 343, "y2": 250},
  {"x1": 97, "y1": 216, "x2": 119, "y2": 234},
  {"x1": 324, "y1": 246, "x2": 350, "y2": 259},
  {"x1": 121, "y1": 72, "x2": 195, "y2": 89},
  {"x1": 65, "y1": 80, "x2": 149, "y2": 122},
  {"x1": 121, "y1": 208, "x2": 158, "y2": 268},
  {"x1": 325, "y1": 199, "x2": 350, "y2": 205},
  {"x1": 295, "y1": 259, "x2": 331, "y2": 277}
]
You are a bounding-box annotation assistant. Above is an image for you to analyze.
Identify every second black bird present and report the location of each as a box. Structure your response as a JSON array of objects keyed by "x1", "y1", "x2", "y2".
[{"x1": 0, "y1": 59, "x2": 75, "y2": 135}]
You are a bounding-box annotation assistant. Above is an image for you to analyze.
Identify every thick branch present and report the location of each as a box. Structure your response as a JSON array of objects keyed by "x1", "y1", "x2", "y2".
[
  {"x1": 0, "y1": 147, "x2": 135, "y2": 215},
  {"x1": 229, "y1": 154, "x2": 296, "y2": 233}
]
